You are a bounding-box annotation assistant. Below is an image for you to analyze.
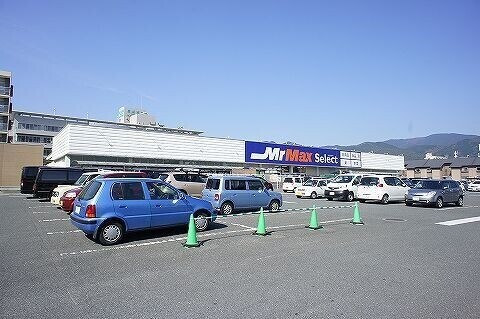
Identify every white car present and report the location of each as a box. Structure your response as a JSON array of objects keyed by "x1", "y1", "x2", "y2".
[
  {"x1": 295, "y1": 179, "x2": 328, "y2": 199},
  {"x1": 282, "y1": 176, "x2": 307, "y2": 193},
  {"x1": 357, "y1": 175, "x2": 410, "y2": 204},
  {"x1": 467, "y1": 181, "x2": 480, "y2": 192}
]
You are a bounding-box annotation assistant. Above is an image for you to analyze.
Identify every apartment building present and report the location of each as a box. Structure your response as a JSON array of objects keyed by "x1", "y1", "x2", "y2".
[{"x1": 0, "y1": 70, "x2": 13, "y2": 143}]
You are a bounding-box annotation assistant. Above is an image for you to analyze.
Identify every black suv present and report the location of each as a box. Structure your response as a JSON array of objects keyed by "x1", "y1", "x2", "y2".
[{"x1": 32, "y1": 167, "x2": 85, "y2": 198}]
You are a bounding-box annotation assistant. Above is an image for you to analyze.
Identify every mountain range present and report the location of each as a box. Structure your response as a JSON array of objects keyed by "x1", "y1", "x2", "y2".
[{"x1": 324, "y1": 133, "x2": 480, "y2": 160}]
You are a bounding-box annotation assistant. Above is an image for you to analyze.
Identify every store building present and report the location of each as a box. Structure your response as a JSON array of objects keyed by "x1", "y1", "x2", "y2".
[{"x1": 48, "y1": 123, "x2": 405, "y2": 176}]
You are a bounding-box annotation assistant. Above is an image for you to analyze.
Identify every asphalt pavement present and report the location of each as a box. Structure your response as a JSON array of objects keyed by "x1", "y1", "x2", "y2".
[{"x1": 1, "y1": 191, "x2": 480, "y2": 318}]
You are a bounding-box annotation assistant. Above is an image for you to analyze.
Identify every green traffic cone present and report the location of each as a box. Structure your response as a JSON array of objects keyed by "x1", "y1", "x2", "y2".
[
  {"x1": 351, "y1": 202, "x2": 364, "y2": 225},
  {"x1": 306, "y1": 205, "x2": 322, "y2": 230},
  {"x1": 184, "y1": 214, "x2": 200, "y2": 247},
  {"x1": 254, "y1": 207, "x2": 267, "y2": 236}
]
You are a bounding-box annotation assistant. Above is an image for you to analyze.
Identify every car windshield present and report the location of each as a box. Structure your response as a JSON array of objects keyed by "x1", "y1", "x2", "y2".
[
  {"x1": 414, "y1": 180, "x2": 442, "y2": 190},
  {"x1": 332, "y1": 175, "x2": 354, "y2": 183},
  {"x1": 74, "y1": 174, "x2": 90, "y2": 186}
]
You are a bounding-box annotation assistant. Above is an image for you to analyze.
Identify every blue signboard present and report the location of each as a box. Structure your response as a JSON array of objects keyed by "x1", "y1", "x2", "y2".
[{"x1": 245, "y1": 141, "x2": 343, "y2": 167}]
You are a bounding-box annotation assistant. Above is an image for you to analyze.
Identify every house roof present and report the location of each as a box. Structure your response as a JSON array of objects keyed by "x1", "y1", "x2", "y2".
[{"x1": 406, "y1": 157, "x2": 480, "y2": 169}]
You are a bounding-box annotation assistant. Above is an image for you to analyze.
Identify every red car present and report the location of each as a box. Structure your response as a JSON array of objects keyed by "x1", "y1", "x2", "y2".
[
  {"x1": 60, "y1": 187, "x2": 82, "y2": 212},
  {"x1": 59, "y1": 171, "x2": 147, "y2": 212}
]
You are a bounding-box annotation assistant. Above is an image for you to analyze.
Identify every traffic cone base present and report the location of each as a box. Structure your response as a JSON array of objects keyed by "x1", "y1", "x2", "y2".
[
  {"x1": 184, "y1": 214, "x2": 201, "y2": 247},
  {"x1": 351, "y1": 202, "x2": 364, "y2": 225},
  {"x1": 253, "y1": 208, "x2": 271, "y2": 236},
  {"x1": 306, "y1": 205, "x2": 323, "y2": 230}
]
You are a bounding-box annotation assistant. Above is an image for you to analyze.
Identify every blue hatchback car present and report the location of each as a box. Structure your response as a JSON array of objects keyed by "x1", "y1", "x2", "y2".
[{"x1": 70, "y1": 178, "x2": 216, "y2": 245}]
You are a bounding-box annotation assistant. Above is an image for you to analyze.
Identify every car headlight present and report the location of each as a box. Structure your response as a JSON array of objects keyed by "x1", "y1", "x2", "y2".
[
  {"x1": 427, "y1": 191, "x2": 436, "y2": 198},
  {"x1": 64, "y1": 192, "x2": 77, "y2": 198}
]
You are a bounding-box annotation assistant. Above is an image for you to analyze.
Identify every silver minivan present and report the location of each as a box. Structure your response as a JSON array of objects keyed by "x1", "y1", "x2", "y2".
[{"x1": 202, "y1": 175, "x2": 283, "y2": 214}]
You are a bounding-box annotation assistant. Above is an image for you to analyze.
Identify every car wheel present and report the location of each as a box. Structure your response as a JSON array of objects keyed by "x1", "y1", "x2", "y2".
[
  {"x1": 194, "y1": 212, "x2": 209, "y2": 232},
  {"x1": 405, "y1": 202, "x2": 413, "y2": 206},
  {"x1": 435, "y1": 197, "x2": 443, "y2": 208},
  {"x1": 456, "y1": 196, "x2": 464, "y2": 207},
  {"x1": 381, "y1": 194, "x2": 389, "y2": 205},
  {"x1": 220, "y1": 201, "x2": 234, "y2": 215},
  {"x1": 310, "y1": 192, "x2": 317, "y2": 199},
  {"x1": 359, "y1": 199, "x2": 366, "y2": 203},
  {"x1": 98, "y1": 221, "x2": 124, "y2": 245},
  {"x1": 346, "y1": 192, "x2": 354, "y2": 202},
  {"x1": 269, "y1": 200, "x2": 280, "y2": 212},
  {"x1": 327, "y1": 197, "x2": 333, "y2": 201}
]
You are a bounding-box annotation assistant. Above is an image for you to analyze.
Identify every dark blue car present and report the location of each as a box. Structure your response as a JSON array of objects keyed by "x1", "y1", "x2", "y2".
[{"x1": 70, "y1": 178, "x2": 216, "y2": 245}]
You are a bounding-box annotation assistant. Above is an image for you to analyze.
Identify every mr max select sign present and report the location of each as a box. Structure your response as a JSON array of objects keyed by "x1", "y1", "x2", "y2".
[{"x1": 245, "y1": 141, "x2": 345, "y2": 167}]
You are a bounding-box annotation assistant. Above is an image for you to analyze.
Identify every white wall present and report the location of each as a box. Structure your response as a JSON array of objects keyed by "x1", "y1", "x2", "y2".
[
  {"x1": 360, "y1": 152, "x2": 404, "y2": 171},
  {"x1": 51, "y1": 124, "x2": 245, "y2": 163}
]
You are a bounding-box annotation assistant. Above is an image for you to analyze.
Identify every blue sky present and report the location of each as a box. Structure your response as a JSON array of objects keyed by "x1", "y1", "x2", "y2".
[{"x1": 1, "y1": 0, "x2": 479, "y2": 146}]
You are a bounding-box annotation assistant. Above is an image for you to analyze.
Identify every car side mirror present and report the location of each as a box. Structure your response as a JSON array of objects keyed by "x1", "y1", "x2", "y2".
[{"x1": 178, "y1": 192, "x2": 185, "y2": 199}]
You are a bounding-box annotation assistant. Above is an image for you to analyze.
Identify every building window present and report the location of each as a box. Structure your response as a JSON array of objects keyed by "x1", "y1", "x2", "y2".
[
  {"x1": 414, "y1": 169, "x2": 421, "y2": 174},
  {"x1": 18, "y1": 123, "x2": 43, "y2": 131},
  {"x1": 17, "y1": 122, "x2": 62, "y2": 132},
  {"x1": 17, "y1": 134, "x2": 53, "y2": 144},
  {"x1": 461, "y1": 167, "x2": 468, "y2": 173}
]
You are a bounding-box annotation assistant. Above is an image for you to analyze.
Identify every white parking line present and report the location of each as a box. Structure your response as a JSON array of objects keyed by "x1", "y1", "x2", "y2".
[
  {"x1": 33, "y1": 211, "x2": 55, "y2": 214},
  {"x1": 59, "y1": 218, "x2": 353, "y2": 257},
  {"x1": 47, "y1": 230, "x2": 82, "y2": 235},
  {"x1": 230, "y1": 223, "x2": 255, "y2": 230},
  {"x1": 42, "y1": 218, "x2": 70, "y2": 222},
  {"x1": 436, "y1": 216, "x2": 480, "y2": 226},
  {"x1": 29, "y1": 205, "x2": 56, "y2": 209},
  {"x1": 283, "y1": 201, "x2": 297, "y2": 204}
]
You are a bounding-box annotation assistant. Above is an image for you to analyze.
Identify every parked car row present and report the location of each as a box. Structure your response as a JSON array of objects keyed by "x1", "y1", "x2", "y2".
[{"x1": 288, "y1": 173, "x2": 465, "y2": 208}]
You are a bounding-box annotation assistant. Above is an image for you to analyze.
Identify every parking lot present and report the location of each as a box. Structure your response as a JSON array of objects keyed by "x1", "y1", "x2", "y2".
[{"x1": 2, "y1": 191, "x2": 480, "y2": 318}]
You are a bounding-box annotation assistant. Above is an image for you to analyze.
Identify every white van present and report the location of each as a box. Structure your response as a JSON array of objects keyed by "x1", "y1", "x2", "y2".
[
  {"x1": 282, "y1": 176, "x2": 307, "y2": 193},
  {"x1": 324, "y1": 174, "x2": 362, "y2": 201}
]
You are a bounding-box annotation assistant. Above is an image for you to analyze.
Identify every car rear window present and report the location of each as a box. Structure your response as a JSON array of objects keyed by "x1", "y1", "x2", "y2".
[
  {"x1": 78, "y1": 181, "x2": 102, "y2": 200},
  {"x1": 40, "y1": 170, "x2": 68, "y2": 181},
  {"x1": 206, "y1": 178, "x2": 220, "y2": 190},
  {"x1": 360, "y1": 177, "x2": 379, "y2": 185},
  {"x1": 284, "y1": 178, "x2": 293, "y2": 183}
]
